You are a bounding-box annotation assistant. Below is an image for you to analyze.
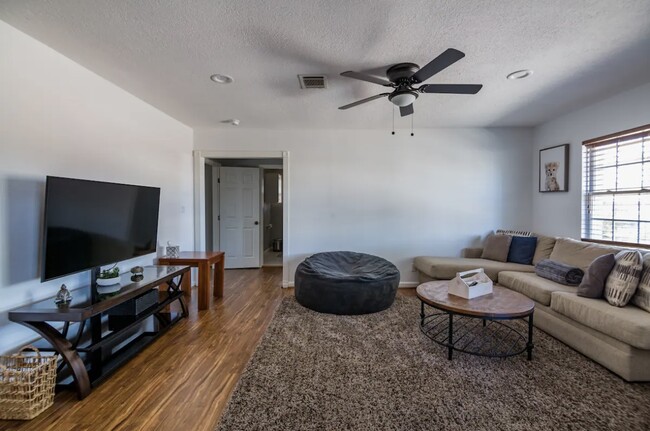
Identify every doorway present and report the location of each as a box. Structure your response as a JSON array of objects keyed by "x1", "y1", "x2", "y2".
[
  {"x1": 262, "y1": 169, "x2": 283, "y2": 268},
  {"x1": 194, "y1": 150, "x2": 290, "y2": 286},
  {"x1": 204, "y1": 158, "x2": 283, "y2": 270}
]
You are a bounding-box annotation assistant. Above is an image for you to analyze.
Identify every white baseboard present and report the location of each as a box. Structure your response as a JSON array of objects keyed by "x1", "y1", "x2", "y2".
[{"x1": 282, "y1": 281, "x2": 418, "y2": 288}]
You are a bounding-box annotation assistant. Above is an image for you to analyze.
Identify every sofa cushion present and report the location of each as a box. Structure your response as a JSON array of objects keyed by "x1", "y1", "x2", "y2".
[
  {"x1": 632, "y1": 253, "x2": 650, "y2": 312},
  {"x1": 413, "y1": 257, "x2": 534, "y2": 282},
  {"x1": 577, "y1": 253, "x2": 616, "y2": 298},
  {"x1": 551, "y1": 291, "x2": 650, "y2": 350},
  {"x1": 532, "y1": 234, "x2": 556, "y2": 265},
  {"x1": 507, "y1": 236, "x2": 537, "y2": 265},
  {"x1": 481, "y1": 234, "x2": 512, "y2": 262},
  {"x1": 549, "y1": 238, "x2": 619, "y2": 271},
  {"x1": 498, "y1": 271, "x2": 576, "y2": 306},
  {"x1": 604, "y1": 250, "x2": 643, "y2": 307}
]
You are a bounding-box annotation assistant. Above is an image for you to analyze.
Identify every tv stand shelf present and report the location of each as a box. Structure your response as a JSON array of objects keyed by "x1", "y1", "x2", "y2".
[{"x1": 9, "y1": 265, "x2": 190, "y2": 400}]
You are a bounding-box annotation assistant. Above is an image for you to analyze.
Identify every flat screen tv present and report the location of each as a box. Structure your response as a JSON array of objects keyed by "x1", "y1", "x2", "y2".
[{"x1": 41, "y1": 176, "x2": 161, "y2": 282}]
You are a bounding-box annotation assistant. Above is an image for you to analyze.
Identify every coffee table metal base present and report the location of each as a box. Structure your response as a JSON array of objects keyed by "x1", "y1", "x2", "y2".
[{"x1": 419, "y1": 301, "x2": 534, "y2": 360}]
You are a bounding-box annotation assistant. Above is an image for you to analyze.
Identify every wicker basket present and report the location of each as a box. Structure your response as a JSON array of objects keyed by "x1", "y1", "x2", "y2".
[{"x1": 0, "y1": 346, "x2": 57, "y2": 420}]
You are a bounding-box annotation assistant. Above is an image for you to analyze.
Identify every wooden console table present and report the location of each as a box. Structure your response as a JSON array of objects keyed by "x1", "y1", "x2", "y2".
[
  {"x1": 9, "y1": 265, "x2": 189, "y2": 399},
  {"x1": 157, "y1": 251, "x2": 225, "y2": 311}
]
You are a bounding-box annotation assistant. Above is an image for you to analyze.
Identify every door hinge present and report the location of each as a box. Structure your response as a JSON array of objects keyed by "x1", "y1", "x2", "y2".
[
  {"x1": 217, "y1": 215, "x2": 221, "y2": 221},
  {"x1": 217, "y1": 177, "x2": 220, "y2": 183}
]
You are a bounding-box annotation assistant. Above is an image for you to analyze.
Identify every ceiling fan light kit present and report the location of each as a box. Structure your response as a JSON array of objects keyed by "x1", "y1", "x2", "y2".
[
  {"x1": 388, "y1": 90, "x2": 418, "y2": 107},
  {"x1": 338, "y1": 48, "x2": 483, "y2": 134}
]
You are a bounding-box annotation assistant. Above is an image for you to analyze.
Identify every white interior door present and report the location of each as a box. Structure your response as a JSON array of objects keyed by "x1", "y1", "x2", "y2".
[{"x1": 219, "y1": 167, "x2": 261, "y2": 268}]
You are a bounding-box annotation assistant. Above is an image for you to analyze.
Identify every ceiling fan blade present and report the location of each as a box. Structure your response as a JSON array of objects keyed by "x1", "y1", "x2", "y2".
[
  {"x1": 340, "y1": 71, "x2": 392, "y2": 86},
  {"x1": 412, "y1": 48, "x2": 465, "y2": 83},
  {"x1": 419, "y1": 84, "x2": 483, "y2": 94},
  {"x1": 338, "y1": 93, "x2": 390, "y2": 110},
  {"x1": 400, "y1": 104, "x2": 414, "y2": 117}
]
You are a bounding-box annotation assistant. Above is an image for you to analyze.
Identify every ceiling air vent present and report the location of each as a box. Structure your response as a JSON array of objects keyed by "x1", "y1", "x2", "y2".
[{"x1": 298, "y1": 75, "x2": 327, "y2": 89}]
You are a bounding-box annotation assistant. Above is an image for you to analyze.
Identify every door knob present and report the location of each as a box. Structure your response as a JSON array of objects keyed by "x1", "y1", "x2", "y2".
[{"x1": 254, "y1": 221, "x2": 259, "y2": 225}]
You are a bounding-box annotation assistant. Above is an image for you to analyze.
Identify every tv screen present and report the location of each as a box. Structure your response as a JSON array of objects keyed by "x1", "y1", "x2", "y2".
[{"x1": 41, "y1": 176, "x2": 161, "y2": 281}]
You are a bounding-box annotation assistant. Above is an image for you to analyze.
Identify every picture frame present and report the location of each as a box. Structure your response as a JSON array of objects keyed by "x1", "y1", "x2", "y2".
[{"x1": 539, "y1": 144, "x2": 569, "y2": 192}]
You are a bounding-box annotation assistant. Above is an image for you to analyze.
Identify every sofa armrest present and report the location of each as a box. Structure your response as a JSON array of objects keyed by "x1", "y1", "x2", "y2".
[{"x1": 461, "y1": 247, "x2": 483, "y2": 258}]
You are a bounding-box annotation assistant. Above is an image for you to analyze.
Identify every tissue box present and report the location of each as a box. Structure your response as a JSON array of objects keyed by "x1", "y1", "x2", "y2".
[{"x1": 448, "y1": 269, "x2": 493, "y2": 299}]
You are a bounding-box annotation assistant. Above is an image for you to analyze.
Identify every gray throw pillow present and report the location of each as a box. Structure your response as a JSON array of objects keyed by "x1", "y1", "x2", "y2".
[
  {"x1": 481, "y1": 234, "x2": 512, "y2": 262},
  {"x1": 577, "y1": 253, "x2": 616, "y2": 298},
  {"x1": 632, "y1": 254, "x2": 650, "y2": 312},
  {"x1": 604, "y1": 250, "x2": 643, "y2": 307}
]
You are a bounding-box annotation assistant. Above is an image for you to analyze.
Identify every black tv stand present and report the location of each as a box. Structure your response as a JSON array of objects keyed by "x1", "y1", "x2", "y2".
[{"x1": 9, "y1": 265, "x2": 189, "y2": 399}]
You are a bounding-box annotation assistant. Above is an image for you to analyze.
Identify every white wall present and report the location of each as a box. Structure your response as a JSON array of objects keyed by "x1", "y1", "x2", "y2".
[
  {"x1": 532, "y1": 82, "x2": 650, "y2": 238},
  {"x1": 195, "y1": 128, "x2": 534, "y2": 285},
  {"x1": 0, "y1": 21, "x2": 194, "y2": 354}
]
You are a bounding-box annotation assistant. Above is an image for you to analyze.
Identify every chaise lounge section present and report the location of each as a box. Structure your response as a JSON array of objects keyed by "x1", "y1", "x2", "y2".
[{"x1": 415, "y1": 235, "x2": 650, "y2": 382}]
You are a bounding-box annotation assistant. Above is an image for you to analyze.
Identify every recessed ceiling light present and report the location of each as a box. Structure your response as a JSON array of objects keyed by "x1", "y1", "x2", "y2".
[
  {"x1": 507, "y1": 69, "x2": 533, "y2": 80},
  {"x1": 210, "y1": 74, "x2": 234, "y2": 84}
]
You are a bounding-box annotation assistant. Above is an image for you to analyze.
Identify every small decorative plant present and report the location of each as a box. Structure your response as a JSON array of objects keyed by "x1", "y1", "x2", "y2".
[{"x1": 98, "y1": 265, "x2": 120, "y2": 279}]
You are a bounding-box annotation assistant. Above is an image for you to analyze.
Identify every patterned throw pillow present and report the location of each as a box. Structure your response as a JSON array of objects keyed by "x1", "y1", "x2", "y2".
[
  {"x1": 632, "y1": 254, "x2": 650, "y2": 312},
  {"x1": 604, "y1": 250, "x2": 643, "y2": 307},
  {"x1": 496, "y1": 229, "x2": 533, "y2": 237}
]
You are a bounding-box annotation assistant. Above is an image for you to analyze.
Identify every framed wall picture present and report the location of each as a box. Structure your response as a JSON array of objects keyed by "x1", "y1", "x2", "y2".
[{"x1": 539, "y1": 144, "x2": 569, "y2": 192}]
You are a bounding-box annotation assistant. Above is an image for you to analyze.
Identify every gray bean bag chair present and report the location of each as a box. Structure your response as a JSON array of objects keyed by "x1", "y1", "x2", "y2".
[{"x1": 294, "y1": 251, "x2": 400, "y2": 315}]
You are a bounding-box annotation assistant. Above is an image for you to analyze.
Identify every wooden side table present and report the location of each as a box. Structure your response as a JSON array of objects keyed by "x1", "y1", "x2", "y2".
[{"x1": 157, "y1": 251, "x2": 225, "y2": 310}]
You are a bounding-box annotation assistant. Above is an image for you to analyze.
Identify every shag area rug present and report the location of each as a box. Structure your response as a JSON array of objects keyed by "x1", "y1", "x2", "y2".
[{"x1": 216, "y1": 296, "x2": 650, "y2": 431}]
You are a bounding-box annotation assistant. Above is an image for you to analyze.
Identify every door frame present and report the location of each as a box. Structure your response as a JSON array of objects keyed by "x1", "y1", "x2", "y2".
[{"x1": 193, "y1": 150, "x2": 290, "y2": 287}]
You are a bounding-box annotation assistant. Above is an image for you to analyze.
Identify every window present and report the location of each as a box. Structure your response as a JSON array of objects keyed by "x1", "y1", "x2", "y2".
[{"x1": 582, "y1": 124, "x2": 650, "y2": 247}]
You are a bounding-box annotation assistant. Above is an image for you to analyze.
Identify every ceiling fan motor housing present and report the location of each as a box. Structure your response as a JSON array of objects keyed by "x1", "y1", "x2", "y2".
[{"x1": 386, "y1": 63, "x2": 420, "y2": 84}]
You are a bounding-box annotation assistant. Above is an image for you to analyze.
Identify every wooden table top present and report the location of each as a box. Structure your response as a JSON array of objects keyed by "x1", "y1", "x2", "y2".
[
  {"x1": 158, "y1": 251, "x2": 224, "y2": 263},
  {"x1": 416, "y1": 280, "x2": 534, "y2": 319}
]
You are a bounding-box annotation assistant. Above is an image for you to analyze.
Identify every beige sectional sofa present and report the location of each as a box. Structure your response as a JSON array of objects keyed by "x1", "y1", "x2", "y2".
[{"x1": 414, "y1": 236, "x2": 650, "y2": 382}]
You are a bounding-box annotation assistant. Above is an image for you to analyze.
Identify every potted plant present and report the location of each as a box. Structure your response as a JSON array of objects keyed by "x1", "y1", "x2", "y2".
[{"x1": 96, "y1": 265, "x2": 121, "y2": 286}]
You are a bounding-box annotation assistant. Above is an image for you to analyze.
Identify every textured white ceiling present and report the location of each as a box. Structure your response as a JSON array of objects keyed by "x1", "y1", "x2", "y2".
[{"x1": 1, "y1": 0, "x2": 649, "y2": 129}]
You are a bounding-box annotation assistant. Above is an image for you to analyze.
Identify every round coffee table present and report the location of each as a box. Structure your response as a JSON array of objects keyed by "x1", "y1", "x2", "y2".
[{"x1": 416, "y1": 280, "x2": 535, "y2": 360}]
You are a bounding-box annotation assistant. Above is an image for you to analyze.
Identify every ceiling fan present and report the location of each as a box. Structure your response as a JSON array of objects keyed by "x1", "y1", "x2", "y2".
[{"x1": 339, "y1": 48, "x2": 482, "y2": 117}]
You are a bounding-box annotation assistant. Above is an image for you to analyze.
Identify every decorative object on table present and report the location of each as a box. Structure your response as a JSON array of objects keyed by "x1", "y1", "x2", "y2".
[
  {"x1": 165, "y1": 241, "x2": 180, "y2": 258},
  {"x1": 535, "y1": 259, "x2": 584, "y2": 285},
  {"x1": 130, "y1": 266, "x2": 144, "y2": 275},
  {"x1": 0, "y1": 346, "x2": 57, "y2": 420},
  {"x1": 130, "y1": 266, "x2": 144, "y2": 282},
  {"x1": 54, "y1": 284, "x2": 72, "y2": 307},
  {"x1": 604, "y1": 250, "x2": 643, "y2": 307},
  {"x1": 539, "y1": 144, "x2": 569, "y2": 192},
  {"x1": 96, "y1": 265, "x2": 121, "y2": 286},
  {"x1": 448, "y1": 268, "x2": 493, "y2": 299}
]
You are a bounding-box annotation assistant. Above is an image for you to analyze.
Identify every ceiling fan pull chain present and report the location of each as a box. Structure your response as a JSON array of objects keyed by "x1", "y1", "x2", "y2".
[
  {"x1": 391, "y1": 105, "x2": 395, "y2": 135},
  {"x1": 411, "y1": 112, "x2": 414, "y2": 136}
]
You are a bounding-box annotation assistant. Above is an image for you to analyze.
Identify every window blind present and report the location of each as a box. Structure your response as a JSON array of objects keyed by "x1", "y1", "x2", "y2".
[{"x1": 582, "y1": 124, "x2": 650, "y2": 247}]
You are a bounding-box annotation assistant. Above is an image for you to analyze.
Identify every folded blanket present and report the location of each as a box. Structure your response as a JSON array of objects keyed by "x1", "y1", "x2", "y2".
[{"x1": 535, "y1": 259, "x2": 585, "y2": 286}]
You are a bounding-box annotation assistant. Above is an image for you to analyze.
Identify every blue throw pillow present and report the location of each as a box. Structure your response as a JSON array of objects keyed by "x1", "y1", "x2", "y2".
[{"x1": 507, "y1": 236, "x2": 538, "y2": 265}]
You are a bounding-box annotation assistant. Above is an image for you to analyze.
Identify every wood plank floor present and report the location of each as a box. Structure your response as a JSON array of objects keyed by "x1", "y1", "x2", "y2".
[{"x1": 0, "y1": 270, "x2": 415, "y2": 431}]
